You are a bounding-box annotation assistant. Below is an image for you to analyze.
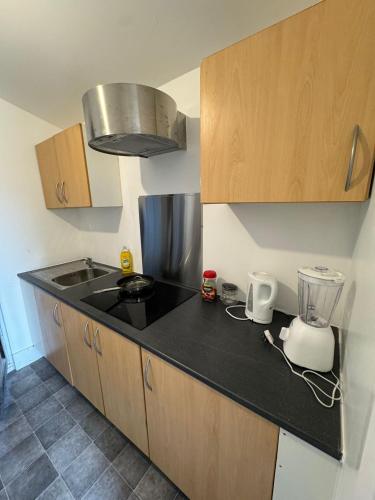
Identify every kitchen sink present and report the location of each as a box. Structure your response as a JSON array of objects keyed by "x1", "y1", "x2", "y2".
[{"x1": 52, "y1": 268, "x2": 109, "y2": 287}]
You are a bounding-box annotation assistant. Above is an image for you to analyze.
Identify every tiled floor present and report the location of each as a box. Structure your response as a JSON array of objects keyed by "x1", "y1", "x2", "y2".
[{"x1": 0, "y1": 358, "x2": 188, "y2": 500}]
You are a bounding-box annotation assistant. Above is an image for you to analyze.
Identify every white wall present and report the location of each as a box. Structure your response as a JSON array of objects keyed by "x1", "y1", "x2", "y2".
[
  {"x1": 333, "y1": 193, "x2": 375, "y2": 499},
  {"x1": 0, "y1": 97, "x2": 84, "y2": 368}
]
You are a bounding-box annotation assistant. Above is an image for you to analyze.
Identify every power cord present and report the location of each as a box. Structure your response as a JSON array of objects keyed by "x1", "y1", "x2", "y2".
[
  {"x1": 263, "y1": 330, "x2": 342, "y2": 408},
  {"x1": 225, "y1": 305, "x2": 342, "y2": 407},
  {"x1": 225, "y1": 305, "x2": 249, "y2": 321}
]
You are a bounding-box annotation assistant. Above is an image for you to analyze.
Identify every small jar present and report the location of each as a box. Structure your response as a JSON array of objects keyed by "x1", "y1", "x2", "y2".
[
  {"x1": 201, "y1": 270, "x2": 217, "y2": 302},
  {"x1": 221, "y1": 283, "x2": 238, "y2": 305}
]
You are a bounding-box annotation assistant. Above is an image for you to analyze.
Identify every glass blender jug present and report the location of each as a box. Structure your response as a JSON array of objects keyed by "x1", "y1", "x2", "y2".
[
  {"x1": 298, "y1": 266, "x2": 345, "y2": 328},
  {"x1": 282, "y1": 266, "x2": 345, "y2": 372}
]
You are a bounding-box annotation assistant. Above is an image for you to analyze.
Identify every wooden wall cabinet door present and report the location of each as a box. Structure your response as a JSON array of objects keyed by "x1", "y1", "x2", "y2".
[
  {"x1": 34, "y1": 288, "x2": 72, "y2": 383},
  {"x1": 35, "y1": 123, "x2": 122, "y2": 209},
  {"x1": 141, "y1": 350, "x2": 279, "y2": 500},
  {"x1": 93, "y1": 322, "x2": 149, "y2": 455},
  {"x1": 60, "y1": 304, "x2": 104, "y2": 412},
  {"x1": 54, "y1": 124, "x2": 91, "y2": 208},
  {"x1": 201, "y1": 0, "x2": 375, "y2": 203},
  {"x1": 35, "y1": 137, "x2": 64, "y2": 209}
]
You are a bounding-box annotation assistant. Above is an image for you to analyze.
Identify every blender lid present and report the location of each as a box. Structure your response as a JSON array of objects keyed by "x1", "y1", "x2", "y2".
[{"x1": 298, "y1": 266, "x2": 345, "y2": 285}]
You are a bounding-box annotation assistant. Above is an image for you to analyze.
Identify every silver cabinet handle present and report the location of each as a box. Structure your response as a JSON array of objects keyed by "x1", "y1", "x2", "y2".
[
  {"x1": 144, "y1": 357, "x2": 152, "y2": 391},
  {"x1": 55, "y1": 182, "x2": 63, "y2": 203},
  {"x1": 61, "y1": 181, "x2": 68, "y2": 203},
  {"x1": 93, "y1": 327, "x2": 102, "y2": 355},
  {"x1": 83, "y1": 321, "x2": 92, "y2": 348},
  {"x1": 52, "y1": 303, "x2": 62, "y2": 327},
  {"x1": 345, "y1": 124, "x2": 360, "y2": 192}
]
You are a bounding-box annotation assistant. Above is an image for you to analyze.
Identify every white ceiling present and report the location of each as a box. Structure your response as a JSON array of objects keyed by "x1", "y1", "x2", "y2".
[{"x1": 0, "y1": 0, "x2": 317, "y2": 128}]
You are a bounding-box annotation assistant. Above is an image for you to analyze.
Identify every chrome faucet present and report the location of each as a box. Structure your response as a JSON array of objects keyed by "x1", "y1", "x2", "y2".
[{"x1": 84, "y1": 257, "x2": 94, "y2": 268}]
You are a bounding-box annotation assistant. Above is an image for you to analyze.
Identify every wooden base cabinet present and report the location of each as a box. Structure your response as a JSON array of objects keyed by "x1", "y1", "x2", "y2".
[
  {"x1": 201, "y1": 0, "x2": 375, "y2": 203},
  {"x1": 93, "y1": 321, "x2": 149, "y2": 455},
  {"x1": 59, "y1": 303, "x2": 149, "y2": 454},
  {"x1": 141, "y1": 350, "x2": 279, "y2": 500},
  {"x1": 60, "y1": 304, "x2": 104, "y2": 412},
  {"x1": 34, "y1": 288, "x2": 72, "y2": 384}
]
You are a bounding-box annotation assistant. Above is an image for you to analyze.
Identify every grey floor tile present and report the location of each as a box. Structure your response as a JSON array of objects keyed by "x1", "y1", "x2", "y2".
[
  {"x1": 8, "y1": 365, "x2": 34, "y2": 384},
  {"x1": 80, "y1": 410, "x2": 109, "y2": 440},
  {"x1": 83, "y1": 466, "x2": 132, "y2": 500},
  {"x1": 134, "y1": 466, "x2": 177, "y2": 500},
  {"x1": 0, "y1": 433, "x2": 44, "y2": 485},
  {"x1": 6, "y1": 453, "x2": 58, "y2": 500},
  {"x1": 62, "y1": 443, "x2": 109, "y2": 499},
  {"x1": 17, "y1": 383, "x2": 51, "y2": 413},
  {"x1": 37, "y1": 477, "x2": 73, "y2": 499},
  {"x1": 48, "y1": 425, "x2": 91, "y2": 474},
  {"x1": 113, "y1": 442, "x2": 150, "y2": 489},
  {"x1": 128, "y1": 494, "x2": 141, "y2": 500},
  {"x1": 31, "y1": 357, "x2": 51, "y2": 373},
  {"x1": 0, "y1": 402, "x2": 22, "y2": 432},
  {"x1": 0, "y1": 415, "x2": 32, "y2": 458},
  {"x1": 66, "y1": 395, "x2": 94, "y2": 422},
  {"x1": 94, "y1": 426, "x2": 128, "y2": 462},
  {"x1": 35, "y1": 409, "x2": 75, "y2": 449},
  {"x1": 44, "y1": 373, "x2": 67, "y2": 394},
  {"x1": 0, "y1": 490, "x2": 6, "y2": 500},
  {"x1": 9, "y1": 372, "x2": 42, "y2": 399},
  {"x1": 35, "y1": 364, "x2": 58, "y2": 382},
  {"x1": 25, "y1": 396, "x2": 63, "y2": 430},
  {"x1": 55, "y1": 385, "x2": 79, "y2": 407},
  {"x1": 2, "y1": 385, "x2": 15, "y2": 408}
]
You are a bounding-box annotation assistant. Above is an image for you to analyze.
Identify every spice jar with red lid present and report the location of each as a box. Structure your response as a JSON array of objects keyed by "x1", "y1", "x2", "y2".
[{"x1": 201, "y1": 270, "x2": 217, "y2": 302}]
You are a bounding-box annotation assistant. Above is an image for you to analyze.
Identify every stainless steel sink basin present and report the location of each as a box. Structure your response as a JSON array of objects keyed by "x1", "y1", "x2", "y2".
[{"x1": 52, "y1": 268, "x2": 109, "y2": 287}]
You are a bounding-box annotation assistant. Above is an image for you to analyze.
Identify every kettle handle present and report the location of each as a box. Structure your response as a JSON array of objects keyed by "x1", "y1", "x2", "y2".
[{"x1": 264, "y1": 277, "x2": 278, "y2": 308}]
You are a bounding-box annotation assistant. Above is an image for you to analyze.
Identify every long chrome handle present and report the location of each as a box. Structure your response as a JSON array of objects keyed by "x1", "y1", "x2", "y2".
[
  {"x1": 144, "y1": 357, "x2": 152, "y2": 391},
  {"x1": 93, "y1": 327, "x2": 102, "y2": 355},
  {"x1": 61, "y1": 181, "x2": 68, "y2": 203},
  {"x1": 55, "y1": 182, "x2": 63, "y2": 203},
  {"x1": 52, "y1": 303, "x2": 62, "y2": 327},
  {"x1": 345, "y1": 125, "x2": 360, "y2": 192},
  {"x1": 83, "y1": 321, "x2": 92, "y2": 348}
]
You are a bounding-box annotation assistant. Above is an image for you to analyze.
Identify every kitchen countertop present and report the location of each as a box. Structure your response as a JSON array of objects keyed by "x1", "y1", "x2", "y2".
[{"x1": 18, "y1": 262, "x2": 342, "y2": 460}]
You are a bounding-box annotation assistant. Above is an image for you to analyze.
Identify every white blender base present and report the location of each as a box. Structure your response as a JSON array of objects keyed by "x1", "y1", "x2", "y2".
[{"x1": 282, "y1": 316, "x2": 335, "y2": 372}]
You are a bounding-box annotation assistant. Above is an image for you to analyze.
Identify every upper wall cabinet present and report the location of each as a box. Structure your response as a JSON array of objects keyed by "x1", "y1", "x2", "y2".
[
  {"x1": 200, "y1": 0, "x2": 375, "y2": 203},
  {"x1": 35, "y1": 123, "x2": 123, "y2": 208}
]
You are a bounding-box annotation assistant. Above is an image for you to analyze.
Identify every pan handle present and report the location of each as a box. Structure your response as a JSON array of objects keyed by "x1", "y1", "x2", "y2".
[{"x1": 92, "y1": 287, "x2": 122, "y2": 294}]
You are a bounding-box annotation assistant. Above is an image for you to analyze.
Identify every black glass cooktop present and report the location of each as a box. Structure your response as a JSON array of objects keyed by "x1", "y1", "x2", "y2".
[{"x1": 81, "y1": 281, "x2": 196, "y2": 330}]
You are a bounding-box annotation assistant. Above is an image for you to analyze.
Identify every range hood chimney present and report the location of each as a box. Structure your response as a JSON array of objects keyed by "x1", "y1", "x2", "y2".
[{"x1": 82, "y1": 83, "x2": 186, "y2": 158}]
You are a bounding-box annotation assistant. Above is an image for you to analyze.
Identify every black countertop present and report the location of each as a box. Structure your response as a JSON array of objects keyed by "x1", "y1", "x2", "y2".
[{"x1": 19, "y1": 264, "x2": 342, "y2": 460}]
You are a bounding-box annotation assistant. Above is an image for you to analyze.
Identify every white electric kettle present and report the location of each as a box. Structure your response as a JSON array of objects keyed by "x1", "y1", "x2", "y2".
[{"x1": 245, "y1": 272, "x2": 278, "y2": 324}]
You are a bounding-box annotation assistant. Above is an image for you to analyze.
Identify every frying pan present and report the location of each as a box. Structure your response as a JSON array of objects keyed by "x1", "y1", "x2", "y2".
[{"x1": 92, "y1": 273, "x2": 155, "y2": 297}]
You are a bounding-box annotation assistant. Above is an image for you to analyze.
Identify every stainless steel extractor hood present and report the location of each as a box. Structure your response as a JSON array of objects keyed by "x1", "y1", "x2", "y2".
[{"x1": 82, "y1": 83, "x2": 186, "y2": 158}]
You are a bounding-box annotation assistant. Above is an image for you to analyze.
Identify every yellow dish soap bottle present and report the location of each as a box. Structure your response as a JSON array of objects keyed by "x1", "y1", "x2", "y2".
[{"x1": 120, "y1": 246, "x2": 133, "y2": 274}]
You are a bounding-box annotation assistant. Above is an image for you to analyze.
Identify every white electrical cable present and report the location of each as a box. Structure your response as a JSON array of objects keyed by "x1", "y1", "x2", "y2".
[
  {"x1": 225, "y1": 306, "x2": 342, "y2": 407},
  {"x1": 225, "y1": 305, "x2": 249, "y2": 321},
  {"x1": 264, "y1": 330, "x2": 342, "y2": 408}
]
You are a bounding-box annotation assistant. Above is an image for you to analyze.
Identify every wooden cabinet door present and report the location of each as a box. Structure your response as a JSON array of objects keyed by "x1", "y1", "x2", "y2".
[
  {"x1": 201, "y1": 0, "x2": 375, "y2": 203},
  {"x1": 93, "y1": 322, "x2": 149, "y2": 455},
  {"x1": 35, "y1": 137, "x2": 64, "y2": 208},
  {"x1": 61, "y1": 304, "x2": 104, "y2": 412},
  {"x1": 34, "y1": 288, "x2": 72, "y2": 384},
  {"x1": 142, "y1": 350, "x2": 279, "y2": 500},
  {"x1": 54, "y1": 124, "x2": 91, "y2": 208}
]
